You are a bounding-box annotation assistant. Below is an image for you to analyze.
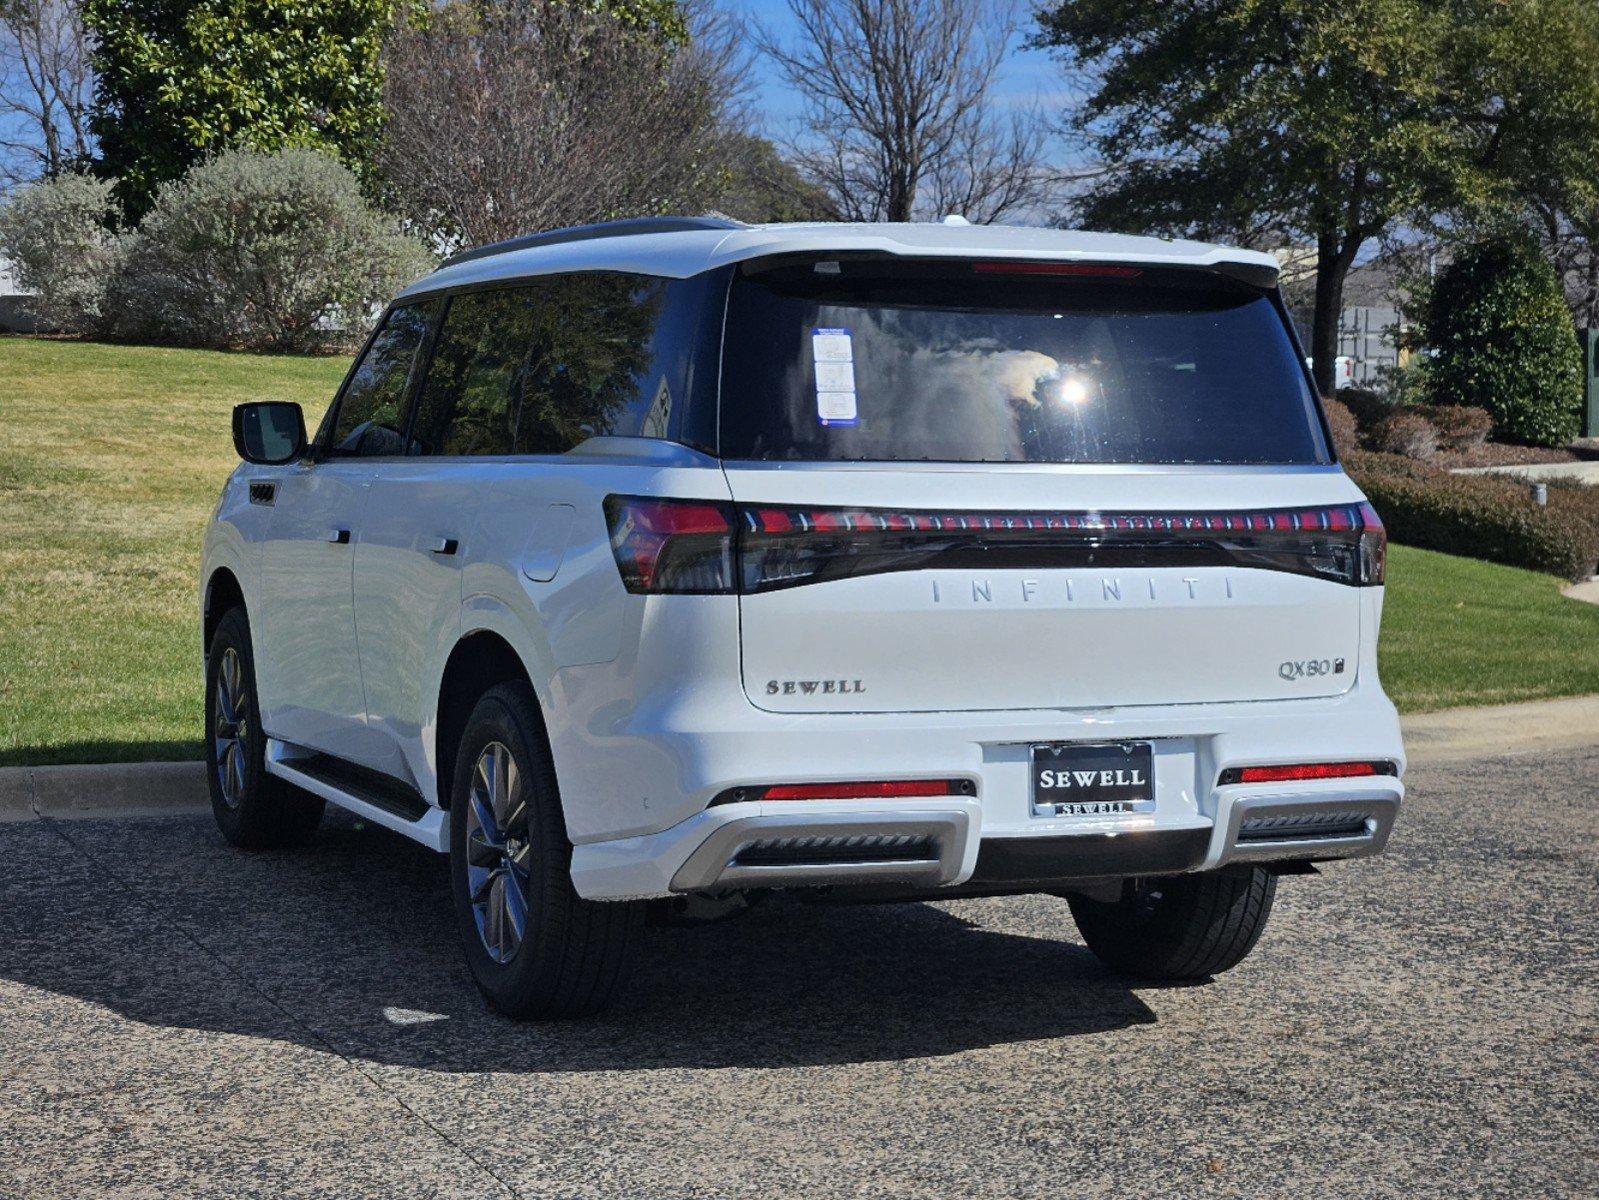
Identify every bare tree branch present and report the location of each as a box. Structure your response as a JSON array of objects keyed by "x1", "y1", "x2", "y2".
[
  {"x1": 0, "y1": 0, "x2": 92, "y2": 188},
  {"x1": 755, "y1": 0, "x2": 1049, "y2": 222},
  {"x1": 379, "y1": 0, "x2": 746, "y2": 250}
]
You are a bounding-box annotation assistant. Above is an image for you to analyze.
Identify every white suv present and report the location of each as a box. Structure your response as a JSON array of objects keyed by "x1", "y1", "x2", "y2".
[{"x1": 203, "y1": 218, "x2": 1404, "y2": 1018}]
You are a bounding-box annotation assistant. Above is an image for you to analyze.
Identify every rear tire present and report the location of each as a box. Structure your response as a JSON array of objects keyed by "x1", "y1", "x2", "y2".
[
  {"x1": 1068, "y1": 867, "x2": 1277, "y2": 981},
  {"x1": 448, "y1": 681, "x2": 644, "y2": 1019},
  {"x1": 204, "y1": 606, "x2": 324, "y2": 849}
]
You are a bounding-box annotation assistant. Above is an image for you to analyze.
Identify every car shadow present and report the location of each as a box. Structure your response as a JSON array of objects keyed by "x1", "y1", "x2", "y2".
[{"x1": 2, "y1": 809, "x2": 1159, "y2": 1073}]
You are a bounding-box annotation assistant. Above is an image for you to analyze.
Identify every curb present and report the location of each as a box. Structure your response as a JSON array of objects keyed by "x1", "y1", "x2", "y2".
[
  {"x1": 1401, "y1": 695, "x2": 1599, "y2": 764},
  {"x1": 0, "y1": 760, "x2": 208, "y2": 822}
]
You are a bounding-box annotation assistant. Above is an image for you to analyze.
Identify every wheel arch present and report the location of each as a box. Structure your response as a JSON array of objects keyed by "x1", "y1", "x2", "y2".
[
  {"x1": 434, "y1": 629, "x2": 549, "y2": 811},
  {"x1": 203, "y1": 566, "x2": 247, "y2": 652}
]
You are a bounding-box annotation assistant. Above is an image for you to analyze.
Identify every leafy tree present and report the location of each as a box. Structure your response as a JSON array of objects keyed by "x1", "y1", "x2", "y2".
[
  {"x1": 712, "y1": 132, "x2": 837, "y2": 224},
  {"x1": 82, "y1": 0, "x2": 396, "y2": 218},
  {"x1": 1420, "y1": 236, "x2": 1582, "y2": 447},
  {"x1": 1032, "y1": 0, "x2": 1596, "y2": 395}
]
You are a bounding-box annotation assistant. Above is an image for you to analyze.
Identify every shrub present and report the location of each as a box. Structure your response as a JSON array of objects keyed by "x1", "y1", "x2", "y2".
[
  {"x1": 0, "y1": 174, "x2": 123, "y2": 334},
  {"x1": 1345, "y1": 450, "x2": 1599, "y2": 580},
  {"x1": 1424, "y1": 404, "x2": 1493, "y2": 452},
  {"x1": 112, "y1": 148, "x2": 433, "y2": 352},
  {"x1": 1321, "y1": 396, "x2": 1360, "y2": 456},
  {"x1": 1334, "y1": 387, "x2": 1392, "y2": 431},
  {"x1": 1370, "y1": 410, "x2": 1440, "y2": 461},
  {"x1": 1422, "y1": 236, "x2": 1582, "y2": 447}
]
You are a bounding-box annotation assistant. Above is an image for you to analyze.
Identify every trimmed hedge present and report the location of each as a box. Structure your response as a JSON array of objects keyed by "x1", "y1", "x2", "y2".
[
  {"x1": 1321, "y1": 396, "x2": 1360, "y2": 456},
  {"x1": 1345, "y1": 450, "x2": 1599, "y2": 580}
]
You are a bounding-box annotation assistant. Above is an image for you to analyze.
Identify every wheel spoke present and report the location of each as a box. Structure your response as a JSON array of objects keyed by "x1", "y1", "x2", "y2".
[
  {"x1": 465, "y1": 740, "x2": 533, "y2": 965},
  {"x1": 469, "y1": 792, "x2": 501, "y2": 848},
  {"x1": 468, "y1": 864, "x2": 496, "y2": 905},
  {"x1": 501, "y1": 866, "x2": 528, "y2": 943}
]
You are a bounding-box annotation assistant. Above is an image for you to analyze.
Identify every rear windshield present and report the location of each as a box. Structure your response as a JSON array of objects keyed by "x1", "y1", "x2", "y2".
[{"x1": 719, "y1": 259, "x2": 1330, "y2": 465}]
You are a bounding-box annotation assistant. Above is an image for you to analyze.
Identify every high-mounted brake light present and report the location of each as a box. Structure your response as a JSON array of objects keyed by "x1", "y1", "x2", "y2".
[
  {"x1": 1218, "y1": 761, "x2": 1397, "y2": 786},
  {"x1": 603, "y1": 495, "x2": 735, "y2": 593},
  {"x1": 972, "y1": 261, "x2": 1142, "y2": 278}
]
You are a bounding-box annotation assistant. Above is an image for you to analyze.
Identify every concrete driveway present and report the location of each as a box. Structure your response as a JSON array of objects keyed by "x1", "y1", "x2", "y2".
[{"x1": 1, "y1": 744, "x2": 1595, "y2": 1198}]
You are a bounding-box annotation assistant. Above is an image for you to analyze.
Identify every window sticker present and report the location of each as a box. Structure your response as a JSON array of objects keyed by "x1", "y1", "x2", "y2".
[{"x1": 812, "y1": 327, "x2": 858, "y2": 425}]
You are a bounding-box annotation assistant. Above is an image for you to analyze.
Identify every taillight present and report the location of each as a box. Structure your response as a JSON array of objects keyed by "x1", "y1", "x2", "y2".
[
  {"x1": 738, "y1": 503, "x2": 1388, "y2": 592},
  {"x1": 1218, "y1": 761, "x2": 1397, "y2": 786},
  {"x1": 602, "y1": 495, "x2": 735, "y2": 593},
  {"x1": 604, "y1": 498, "x2": 1387, "y2": 594},
  {"x1": 1357, "y1": 502, "x2": 1386, "y2": 585}
]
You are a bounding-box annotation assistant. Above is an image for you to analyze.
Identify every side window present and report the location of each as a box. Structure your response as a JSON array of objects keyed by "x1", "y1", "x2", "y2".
[
  {"x1": 408, "y1": 273, "x2": 692, "y2": 456},
  {"x1": 324, "y1": 301, "x2": 437, "y2": 457}
]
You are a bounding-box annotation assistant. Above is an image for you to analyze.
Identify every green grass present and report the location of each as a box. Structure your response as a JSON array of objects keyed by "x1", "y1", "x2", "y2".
[
  {"x1": 1378, "y1": 543, "x2": 1599, "y2": 711},
  {"x1": 0, "y1": 337, "x2": 348, "y2": 767},
  {"x1": 2, "y1": 338, "x2": 1597, "y2": 765}
]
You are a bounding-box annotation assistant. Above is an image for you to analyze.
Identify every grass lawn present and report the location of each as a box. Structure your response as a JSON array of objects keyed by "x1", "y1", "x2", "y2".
[
  {"x1": 1, "y1": 337, "x2": 348, "y2": 767},
  {"x1": 2, "y1": 337, "x2": 1598, "y2": 766},
  {"x1": 1378, "y1": 544, "x2": 1599, "y2": 710}
]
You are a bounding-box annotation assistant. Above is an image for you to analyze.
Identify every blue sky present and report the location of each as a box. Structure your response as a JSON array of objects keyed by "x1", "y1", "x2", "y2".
[{"x1": 732, "y1": 0, "x2": 1068, "y2": 131}]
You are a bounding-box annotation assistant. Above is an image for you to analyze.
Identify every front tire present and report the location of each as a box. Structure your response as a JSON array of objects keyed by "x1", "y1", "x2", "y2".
[
  {"x1": 204, "y1": 606, "x2": 324, "y2": 848},
  {"x1": 448, "y1": 681, "x2": 644, "y2": 1019},
  {"x1": 1068, "y1": 867, "x2": 1277, "y2": 981}
]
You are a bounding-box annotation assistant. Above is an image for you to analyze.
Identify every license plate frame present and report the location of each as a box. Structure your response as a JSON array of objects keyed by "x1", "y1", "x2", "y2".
[{"x1": 1030, "y1": 741, "x2": 1156, "y2": 818}]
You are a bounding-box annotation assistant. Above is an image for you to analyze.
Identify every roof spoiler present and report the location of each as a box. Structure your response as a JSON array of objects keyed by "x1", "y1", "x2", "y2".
[{"x1": 440, "y1": 216, "x2": 747, "y2": 269}]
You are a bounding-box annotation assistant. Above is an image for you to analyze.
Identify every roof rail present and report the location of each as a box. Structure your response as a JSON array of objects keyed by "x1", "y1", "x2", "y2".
[{"x1": 439, "y1": 216, "x2": 747, "y2": 269}]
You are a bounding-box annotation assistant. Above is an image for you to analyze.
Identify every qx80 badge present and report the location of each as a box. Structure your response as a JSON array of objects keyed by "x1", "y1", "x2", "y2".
[{"x1": 1279, "y1": 658, "x2": 1346, "y2": 681}]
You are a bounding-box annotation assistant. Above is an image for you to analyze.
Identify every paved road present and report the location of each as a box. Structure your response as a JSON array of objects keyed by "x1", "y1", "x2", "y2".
[{"x1": 1, "y1": 747, "x2": 1595, "y2": 1199}]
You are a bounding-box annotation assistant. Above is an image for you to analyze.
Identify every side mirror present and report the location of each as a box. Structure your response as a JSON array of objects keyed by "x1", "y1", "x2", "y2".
[{"x1": 233, "y1": 401, "x2": 307, "y2": 464}]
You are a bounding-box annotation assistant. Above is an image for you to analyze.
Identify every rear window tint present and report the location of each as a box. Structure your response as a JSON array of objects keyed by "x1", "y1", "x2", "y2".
[{"x1": 719, "y1": 260, "x2": 1329, "y2": 465}]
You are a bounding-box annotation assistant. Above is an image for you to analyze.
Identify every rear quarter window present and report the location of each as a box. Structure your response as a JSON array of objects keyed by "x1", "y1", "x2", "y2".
[
  {"x1": 719, "y1": 259, "x2": 1329, "y2": 465},
  {"x1": 407, "y1": 272, "x2": 711, "y2": 456}
]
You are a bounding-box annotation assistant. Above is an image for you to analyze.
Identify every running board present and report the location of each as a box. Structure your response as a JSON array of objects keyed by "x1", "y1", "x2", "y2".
[{"x1": 264, "y1": 739, "x2": 447, "y2": 852}]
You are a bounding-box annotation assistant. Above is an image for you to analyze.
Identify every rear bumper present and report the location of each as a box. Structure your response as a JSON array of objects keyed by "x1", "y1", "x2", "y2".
[
  {"x1": 562, "y1": 678, "x2": 1400, "y2": 902},
  {"x1": 567, "y1": 683, "x2": 1405, "y2": 900},
  {"x1": 570, "y1": 779, "x2": 1402, "y2": 900}
]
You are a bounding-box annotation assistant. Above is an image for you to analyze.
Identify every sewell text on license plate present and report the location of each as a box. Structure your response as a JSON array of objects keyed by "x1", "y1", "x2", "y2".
[{"x1": 1031, "y1": 741, "x2": 1155, "y2": 817}]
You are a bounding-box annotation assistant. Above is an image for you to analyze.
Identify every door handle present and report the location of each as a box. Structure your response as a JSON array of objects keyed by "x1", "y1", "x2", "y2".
[
  {"x1": 430, "y1": 536, "x2": 459, "y2": 556},
  {"x1": 325, "y1": 528, "x2": 351, "y2": 545}
]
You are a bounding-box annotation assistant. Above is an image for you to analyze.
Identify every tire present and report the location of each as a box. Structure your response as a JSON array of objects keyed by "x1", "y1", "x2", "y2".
[
  {"x1": 204, "y1": 606, "x2": 324, "y2": 848},
  {"x1": 1067, "y1": 867, "x2": 1277, "y2": 981},
  {"x1": 448, "y1": 681, "x2": 644, "y2": 1019}
]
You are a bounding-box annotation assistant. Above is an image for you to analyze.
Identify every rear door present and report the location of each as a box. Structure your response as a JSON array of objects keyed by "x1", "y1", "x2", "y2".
[{"x1": 717, "y1": 257, "x2": 1372, "y2": 714}]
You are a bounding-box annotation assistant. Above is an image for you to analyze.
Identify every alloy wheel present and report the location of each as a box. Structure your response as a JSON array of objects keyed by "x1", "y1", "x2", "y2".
[
  {"x1": 465, "y1": 741, "x2": 533, "y2": 964},
  {"x1": 212, "y1": 646, "x2": 249, "y2": 808}
]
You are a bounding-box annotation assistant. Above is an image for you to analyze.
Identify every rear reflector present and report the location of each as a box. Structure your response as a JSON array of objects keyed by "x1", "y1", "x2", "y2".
[
  {"x1": 1218, "y1": 761, "x2": 1397, "y2": 786},
  {"x1": 710, "y1": 779, "x2": 971, "y2": 805},
  {"x1": 762, "y1": 780, "x2": 961, "y2": 801}
]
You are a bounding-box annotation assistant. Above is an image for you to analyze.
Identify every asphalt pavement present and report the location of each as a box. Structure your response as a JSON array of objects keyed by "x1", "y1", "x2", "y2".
[{"x1": 1, "y1": 744, "x2": 1595, "y2": 1198}]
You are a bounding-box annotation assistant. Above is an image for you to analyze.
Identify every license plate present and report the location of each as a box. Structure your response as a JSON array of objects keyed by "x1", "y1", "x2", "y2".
[{"x1": 1031, "y1": 742, "x2": 1155, "y2": 817}]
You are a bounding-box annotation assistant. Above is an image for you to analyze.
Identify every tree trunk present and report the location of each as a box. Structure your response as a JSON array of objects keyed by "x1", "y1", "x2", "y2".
[{"x1": 1311, "y1": 232, "x2": 1358, "y2": 396}]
